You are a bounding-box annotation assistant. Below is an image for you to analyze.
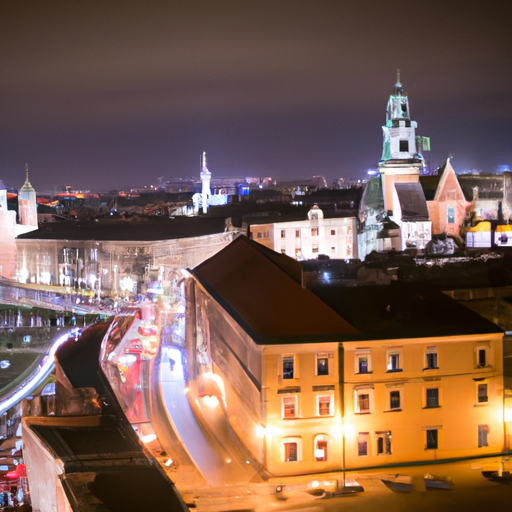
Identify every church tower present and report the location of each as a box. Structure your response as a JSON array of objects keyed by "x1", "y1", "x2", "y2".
[
  {"x1": 19, "y1": 164, "x2": 38, "y2": 227},
  {"x1": 358, "y1": 72, "x2": 431, "y2": 259},
  {"x1": 379, "y1": 71, "x2": 425, "y2": 217},
  {"x1": 200, "y1": 152, "x2": 211, "y2": 214}
]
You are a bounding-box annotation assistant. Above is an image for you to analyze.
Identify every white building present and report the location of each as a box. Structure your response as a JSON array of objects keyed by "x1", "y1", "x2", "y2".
[{"x1": 250, "y1": 205, "x2": 358, "y2": 260}]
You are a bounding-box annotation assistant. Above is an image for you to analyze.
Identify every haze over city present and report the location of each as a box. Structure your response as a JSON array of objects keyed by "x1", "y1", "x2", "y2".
[{"x1": 1, "y1": 0, "x2": 512, "y2": 192}]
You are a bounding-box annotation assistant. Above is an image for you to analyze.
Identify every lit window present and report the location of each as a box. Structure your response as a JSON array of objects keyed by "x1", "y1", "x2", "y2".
[
  {"x1": 425, "y1": 388, "x2": 439, "y2": 408},
  {"x1": 282, "y1": 438, "x2": 302, "y2": 462},
  {"x1": 476, "y1": 343, "x2": 491, "y2": 368},
  {"x1": 282, "y1": 396, "x2": 297, "y2": 418},
  {"x1": 447, "y1": 205, "x2": 455, "y2": 224},
  {"x1": 389, "y1": 390, "x2": 401, "y2": 410},
  {"x1": 355, "y1": 387, "x2": 373, "y2": 413},
  {"x1": 387, "y1": 350, "x2": 401, "y2": 372},
  {"x1": 314, "y1": 434, "x2": 329, "y2": 461},
  {"x1": 316, "y1": 353, "x2": 330, "y2": 375},
  {"x1": 317, "y1": 395, "x2": 332, "y2": 416},
  {"x1": 425, "y1": 346, "x2": 438, "y2": 369},
  {"x1": 358, "y1": 432, "x2": 369, "y2": 456},
  {"x1": 478, "y1": 425, "x2": 489, "y2": 447},
  {"x1": 477, "y1": 383, "x2": 488, "y2": 403},
  {"x1": 426, "y1": 429, "x2": 438, "y2": 449},
  {"x1": 283, "y1": 356, "x2": 294, "y2": 379},
  {"x1": 358, "y1": 394, "x2": 370, "y2": 412},
  {"x1": 311, "y1": 228, "x2": 318, "y2": 236},
  {"x1": 355, "y1": 351, "x2": 371, "y2": 374},
  {"x1": 376, "y1": 431, "x2": 391, "y2": 455}
]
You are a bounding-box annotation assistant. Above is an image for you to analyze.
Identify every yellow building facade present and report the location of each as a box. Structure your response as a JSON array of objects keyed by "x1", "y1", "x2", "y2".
[
  {"x1": 190, "y1": 236, "x2": 506, "y2": 478},
  {"x1": 259, "y1": 332, "x2": 503, "y2": 476}
]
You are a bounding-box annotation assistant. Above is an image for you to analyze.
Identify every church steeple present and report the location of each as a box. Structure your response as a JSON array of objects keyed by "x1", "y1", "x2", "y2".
[
  {"x1": 19, "y1": 163, "x2": 38, "y2": 227},
  {"x1": 380, "y1": 70, "x2": 422, "y2": 165}
]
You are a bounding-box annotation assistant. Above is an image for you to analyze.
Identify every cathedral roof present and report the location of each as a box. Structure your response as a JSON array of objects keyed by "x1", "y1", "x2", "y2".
[{"x1": 395, "y1": 183, "x2": 430, "y2": 221}]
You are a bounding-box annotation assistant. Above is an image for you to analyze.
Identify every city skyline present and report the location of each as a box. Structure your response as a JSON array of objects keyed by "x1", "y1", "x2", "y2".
[{"x1": 1, "y1": 1, "x2": 512, "y2": 192}]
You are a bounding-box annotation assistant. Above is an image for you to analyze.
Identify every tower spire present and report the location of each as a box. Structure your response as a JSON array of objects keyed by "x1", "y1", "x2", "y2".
[{"x1": 394, "y1": 68, "x2": 402, "y2": 95}]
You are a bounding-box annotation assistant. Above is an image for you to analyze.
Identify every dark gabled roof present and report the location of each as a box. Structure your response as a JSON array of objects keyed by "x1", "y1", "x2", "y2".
[
  {"x1": 310, "y1": 281, "x2": 503, "y2": 340},
  {"x1": 395, "y1": 182, "x2": 430, "y2": 221},
  {"x1": 192, "y1": 236, "x2": 360, "y2": 344}
]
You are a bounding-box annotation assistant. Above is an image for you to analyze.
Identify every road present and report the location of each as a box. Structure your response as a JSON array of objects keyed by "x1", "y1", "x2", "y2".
[{"x1": 157, "y1": 344, "x2": 261, "y2": 487}]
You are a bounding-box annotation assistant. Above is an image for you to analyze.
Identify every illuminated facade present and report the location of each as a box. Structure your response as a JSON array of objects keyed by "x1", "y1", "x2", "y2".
[
  {"x1": 189, "y1": 236, "x2": 505, "y2": 476},
  {"x1": 249, "y1": 206, "x2": 358, "y2": 260},
  {"x1": 359, "y1": 73, "x2": 432, "y2": 259},
  {"x1": 422, "y1": 159, "x2": 471, "y2": 237},
  {"x1": 18, "y1": 168, "x2": 38, "y2": 228},
  {"x1": 15, "y1": 231, "x2": 239, "y2": 296},
  {"x1": 0, "y1": 175, "x2": 38, "y2": 279}
]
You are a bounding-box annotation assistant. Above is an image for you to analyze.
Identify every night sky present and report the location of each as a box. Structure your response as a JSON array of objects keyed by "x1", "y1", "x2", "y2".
[{"x1": 1, "y1": 1, "x2": 511, "y2": 192}]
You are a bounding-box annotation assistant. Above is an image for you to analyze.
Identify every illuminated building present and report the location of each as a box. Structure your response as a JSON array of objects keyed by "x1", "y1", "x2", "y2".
[
  {"x1": 188, "y1": 236, "x2": 504, "y2": 476},
  {"x1": 359, "y1": 73, "x2": 432, "y2": 259},
  {"x1": 249, "y1": 205, "x2": 358, "y2": 260},
  {"x1": 18, "y1": 166, "x2": 38, "y2": 228},
  {"x1": 15, "y1": 217, "x2": 239, "y2": 295},
  {"x1": 0, "y1": 174, "x2": 38, "y2": 279},
  {"x1": 421, "y1": 158, "x2": 472, "y2": 238}
]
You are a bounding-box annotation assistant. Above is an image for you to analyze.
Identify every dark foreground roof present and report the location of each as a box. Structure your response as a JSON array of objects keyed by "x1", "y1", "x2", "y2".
[
  {"x1": 17, "y1": 216, "x2": 228, "y2": 241},
  {"x1": 192, "y1": 235, "x2": 360, "y2": 343},
  {"x1": 310, "y1": 281, "x2": 503, "y2": 339}
]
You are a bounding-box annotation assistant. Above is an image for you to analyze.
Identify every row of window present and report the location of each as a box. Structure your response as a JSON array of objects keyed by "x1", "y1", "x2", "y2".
[
  {"x1": 282, "y1": 394, "x2": 333, "y2": 418},
  {"x1": 354, "y1": 344, "x2": 491, "y2": 375},
  {"x1": 281, "y1": 343, "x2": 492, "y2": 382},
  {"x1": 279, "y1": 227, "x2": 353, "y2": 238},
  {"x1": 281, "y1": 382, "x2": 489, "y2": 419},
  {"x1": 281, "y1": 244, "x2": 353, "y2": 257},
  {"x1": 354, "y1": 382, "x2": 488, "y2": 414},
  {"x1": 283, "y1": 353, "x2": 332, "y2": 379},
  {"x1": 282, "y1": 424, "x2": 490, "y2": 462}
]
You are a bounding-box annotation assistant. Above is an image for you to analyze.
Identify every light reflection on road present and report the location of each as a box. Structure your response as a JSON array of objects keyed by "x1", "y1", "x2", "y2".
[{"x1": 159, "y1": 345, "x2": 259, "y2": 486}]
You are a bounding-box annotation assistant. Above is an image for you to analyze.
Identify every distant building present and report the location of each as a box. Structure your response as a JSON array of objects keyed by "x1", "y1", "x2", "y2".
[
  {"x1": 359, "y1": 74, "x2": 432, "y2": 259},
  {"x1": 18, "y1": 167, "x2": 38, "y2": 228},
  {"x1": 15, "y1": 217, "x2": 239, "y2": 296},
  {"x1": 0, "y1": 174, "x2": 38, "y2": 279},
  {"x1": 422, "y1": 158, "x2": 472, "y2": 237},
  {"x1": 249, "y1": 205, "x2": 358, "y2": 260}
]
